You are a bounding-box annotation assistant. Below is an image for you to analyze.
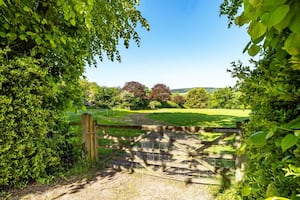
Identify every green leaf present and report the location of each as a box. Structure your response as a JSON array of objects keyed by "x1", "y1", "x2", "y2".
[
  {"x1": 250, "y1": 131, "x2": 268, "y2": 146},
  {"x1": 295, "y1": 130, "x2": 300, "y2": 138},
  {"x1": 235, "y1": 13, "x2": 251, "y2": 26},
  {"x1": 19, "y1": 34, "x2": 27, "y2": 41},
  {"x1": 249, "y1": 0, "x2": 262, "y2": 7},
  {"x1": 241, "y1": 185, "x2": 251, "y2": 196},
  {"x1": 284, "y1": 33, "x2": 300, "y2": 56},
  {"x1": 35, "y1": 36, "x2": 42, "y2": 45},
  {"x1": 286, "y1": 116, "x2": 300, "y2": 129},
  {"x1": 0, "y1": 0, "x2": 6, "y2": 6},
  {"x1": 267, "y1": 5, "x2": 290, "y2": 27},
  {"x1": 266, "y1": 126, "x2": 277, "y2": 139},
  {"x1": 248, "y1": 22, "x2": 267, "y2": 40},
  {"x1": 49, "y1": 39, "x2": 56, "y2": 48},
  {"x1": 281, "y1": 134, "x2": 298, "y2": 152},
  {"x1": 290, "y1": 11, "x2": 300, "y2": 34},
  {"x1": 248, "y1": 44, "x2": 260, "y2": 56},
  {"x1": 23, "y1": 6, "x2": 32, "y2": 13},
  {"x1": 0, "y1": 31, "x2": 6, "y2": 37},
  {"x1": 60, "y1": 36, "x2": 67, "y2": 45},
  {"x1": 70, "y1": 19, "x2": 76, "y2": 26},
  {"x1": 7, "y1": 33, "x2": 17, "y2": 41}
]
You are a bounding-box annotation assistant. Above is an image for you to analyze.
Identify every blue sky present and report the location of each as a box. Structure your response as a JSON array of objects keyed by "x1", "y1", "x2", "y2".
[{"x1": 85, "y1": 0, "x2": 251, "y2": 89}]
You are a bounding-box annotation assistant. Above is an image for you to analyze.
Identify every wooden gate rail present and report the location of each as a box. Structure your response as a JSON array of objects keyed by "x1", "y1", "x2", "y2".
[{"x1": 71, "y1": 113, "x2": 245, "y2": 184}]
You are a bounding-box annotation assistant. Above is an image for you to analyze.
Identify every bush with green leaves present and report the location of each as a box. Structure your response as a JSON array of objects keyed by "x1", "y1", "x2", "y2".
[{"x1": 221, "y1": 0, "x2": 300, "y2": 199}]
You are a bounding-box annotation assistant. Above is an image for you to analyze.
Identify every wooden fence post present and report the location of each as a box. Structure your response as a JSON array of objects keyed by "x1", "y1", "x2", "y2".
[
  {"x1": 81, "y1": 113, "x2": 91, "y2": 159},
  {"x1": 81, "y1": 113, "x2": 98, "y2": 161},
  {"x1": 92, "y1": 120, "x2": 98, "y2": 161},
  {"x1": 235, "y1": 122, "x2": 246, "y2": 183}
]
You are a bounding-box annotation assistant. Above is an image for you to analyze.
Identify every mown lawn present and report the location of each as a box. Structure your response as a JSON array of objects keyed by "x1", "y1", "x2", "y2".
[
  {"x1": 135, "y1": 108, "x2": 250, "y2": 127},
  {"x1": 67, "y1": 108, "x2": 250, "y2": 127}
]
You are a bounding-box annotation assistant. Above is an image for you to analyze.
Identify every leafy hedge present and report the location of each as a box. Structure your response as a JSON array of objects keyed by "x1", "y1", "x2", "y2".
[{"x1": 0, "y1": 54, "x2": 81, "y2": 187}]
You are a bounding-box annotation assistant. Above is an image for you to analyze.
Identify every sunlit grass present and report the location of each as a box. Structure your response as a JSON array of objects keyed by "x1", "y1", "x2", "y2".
[
  {"x1": 67, "y1": 108, "x2": 250, "y2": 127},
  {"x1": 67, "y1": 108, "x2": 134, "y2": 125},
  {"x1": 137, "y1": 109, "x2": 250, "y2": 127}
]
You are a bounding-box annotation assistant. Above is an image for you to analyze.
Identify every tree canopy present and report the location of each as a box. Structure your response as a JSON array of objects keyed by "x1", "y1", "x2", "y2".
[
  {"x1": 149, "y1": 83, "x2": 172, "y2": 104},
  {"x1": 0, "y1": 0, "x2": 149, "y2": 187},
  {"x1": 185, "y1": 88, "x2": 209, "y2": 109}
]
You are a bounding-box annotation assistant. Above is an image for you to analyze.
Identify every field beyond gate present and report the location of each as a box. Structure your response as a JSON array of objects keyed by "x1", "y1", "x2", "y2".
[{"x1": 75, "y1": 113, "x2": 245, "y2": 185}]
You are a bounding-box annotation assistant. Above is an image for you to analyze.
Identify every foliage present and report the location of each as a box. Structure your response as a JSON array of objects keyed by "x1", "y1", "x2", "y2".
[
  {"x1": 184, "y1": 88, "x2": 209, "y2": 109},
  {"x1": 171, "y1": 87, "x2": 219, "y2": 94},
  {"x1": 172, "y1": 94, "x2": 186, "y2": 107},
  {"x1": 220, "y1": 0, "x2": 300, "y2": 199},
  {"x1": 95, "y1": 86, "x2": 120, "y2": 108},
  {"x1": 121, "y1": 81, "x2": 148, "y2": 99},
  {"x1": 120, "y1": 81, "x2": 148, "y2": 109},
  {"x1": 148, "y1": 101, "x2": 162, "y2": 109},
  {"x1": 149, "y1": 83, "x2": 171, "y2": 103},
  {"x1": 164, "y1": 100, "x2": 180, "y2": 108},
  {"x1": 80, "y1": 79, "x2": 120, "y2": 108},
  {"x1": 0, "y1": 55, "x2": 82, "y2": 187},
  {"x1": 79, "y1": 79, "x2": 101, "y2": 106},
  {"x1": 210, "y1": 87, "x2": 242, "y2": 109},
  {"x1": 0, "y1": 0, "x2": 148, "y2": 187}
]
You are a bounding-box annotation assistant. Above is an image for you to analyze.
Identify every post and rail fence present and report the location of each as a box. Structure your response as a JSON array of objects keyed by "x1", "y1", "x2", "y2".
[{"x1": 70, "y1": 113, "x2": 246, "y2": 185}]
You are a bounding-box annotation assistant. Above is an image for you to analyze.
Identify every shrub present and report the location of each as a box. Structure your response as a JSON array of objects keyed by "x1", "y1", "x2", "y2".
[{"x1": 148, "y1": 101, "x2": 162, "y2": 109}]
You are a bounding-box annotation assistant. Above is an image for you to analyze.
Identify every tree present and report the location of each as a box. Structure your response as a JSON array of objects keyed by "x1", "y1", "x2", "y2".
[
  {"x1": 79, "y1": 79, "x2": 100, "y2": 106},
  {"x1": 0, "y1": 0, "x2": 149, "y2": 187},
  {"x1": 95, "y1": 86, "x2": 120, "y2": 108},
  {"x1": 210, "y1": 87, "x2": 240, "y2": 109},
  {"x1": 122, "y1": 81, "x2": 148, "y2": 99},
  {"x1": 149, "y1": 83, "x2": 171, "y2": 104},
  {"x1": 172, "y1": 94, "x2": 186, "y2": 108},
  {"x1": 220, "y1": 0, "x2": 300, "y2": 199},
  {"x1": 120, "y1": 81, "x2": 148, "y2": 109},
  {"x1": 184, "y1": 88, "x2": 209, "y2": 109}
]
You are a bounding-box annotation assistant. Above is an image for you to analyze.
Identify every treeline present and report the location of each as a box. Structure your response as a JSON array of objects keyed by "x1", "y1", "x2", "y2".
[{"x1": 80, "y1": 80, "x2": 246, "y2": 110}]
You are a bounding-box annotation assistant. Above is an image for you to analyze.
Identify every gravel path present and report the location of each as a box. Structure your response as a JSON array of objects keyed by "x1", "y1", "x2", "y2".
[{"x1": 17, "y1": 169, "x2": 216, "y2": 200}]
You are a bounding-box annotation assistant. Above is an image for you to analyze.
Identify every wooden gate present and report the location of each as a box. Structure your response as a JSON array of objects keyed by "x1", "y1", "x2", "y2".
[{"x1": 77, "y1": 113, "x2": 245, "y2": 185}]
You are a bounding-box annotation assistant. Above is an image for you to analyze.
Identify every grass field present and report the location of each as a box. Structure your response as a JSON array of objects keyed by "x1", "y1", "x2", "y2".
[
  {"x1": 67, "y1": 108, "x2": 131, "y2": 125},
  {"x1": 68, "y1": 108, "x2": 250, "y2": 127},
  {"x1": 134, "y1": 108, "x2": 250, "y2": 127}
]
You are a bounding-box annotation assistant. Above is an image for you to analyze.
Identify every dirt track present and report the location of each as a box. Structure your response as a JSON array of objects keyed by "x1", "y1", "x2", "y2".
[{"x1": 15, "y1": 169, "x2": 216, "y2": 200}]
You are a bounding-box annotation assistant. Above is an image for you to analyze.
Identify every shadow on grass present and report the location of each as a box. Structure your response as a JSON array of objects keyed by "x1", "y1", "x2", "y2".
[{"x1": 147, "y1": 112, "x2": 249, "y2": 127}]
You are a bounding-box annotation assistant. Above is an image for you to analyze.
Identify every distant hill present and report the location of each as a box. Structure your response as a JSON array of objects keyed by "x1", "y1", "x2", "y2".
[{"x1": 171, "y1": 87, "x2": 220, "y2": 94}]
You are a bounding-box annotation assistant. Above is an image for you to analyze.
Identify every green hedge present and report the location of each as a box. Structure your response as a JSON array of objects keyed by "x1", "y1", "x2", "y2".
[{"x1": 0, "y1": 55, "x2": 81, "y2": 187}]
